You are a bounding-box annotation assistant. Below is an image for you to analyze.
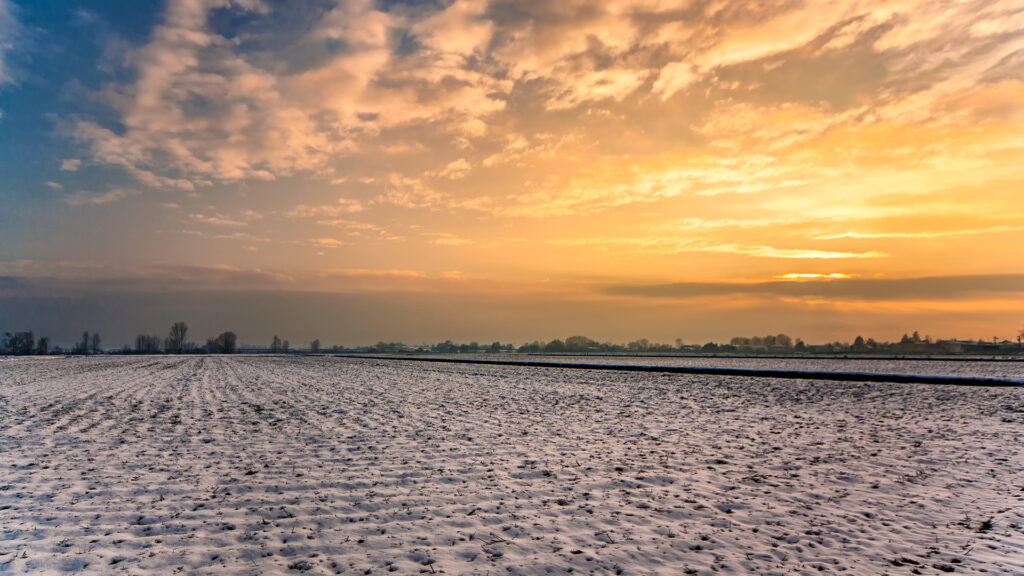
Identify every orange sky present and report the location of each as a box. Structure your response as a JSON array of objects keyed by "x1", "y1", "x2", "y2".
[{"x1": 1, "y1": 0, "x2": 1023, "y2": 345}]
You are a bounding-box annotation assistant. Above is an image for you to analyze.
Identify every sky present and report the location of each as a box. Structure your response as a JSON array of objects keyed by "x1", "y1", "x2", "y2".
[{"x1": 1, "y1": 0, "x2": 1023, "y2": 347}]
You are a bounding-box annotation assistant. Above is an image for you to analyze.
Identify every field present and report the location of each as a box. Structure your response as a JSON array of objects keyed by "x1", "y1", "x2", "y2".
[{"x1": 1, "y1": 356, "x2": 1022, "y2": 575}]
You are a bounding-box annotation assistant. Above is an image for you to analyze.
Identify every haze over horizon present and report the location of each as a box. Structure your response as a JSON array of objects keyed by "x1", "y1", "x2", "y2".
[{"x1": 1, "y1": 0, "x2": 1023, "y2": 347}]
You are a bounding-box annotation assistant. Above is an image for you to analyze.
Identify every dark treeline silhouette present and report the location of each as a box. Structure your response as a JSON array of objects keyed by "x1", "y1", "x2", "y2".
[
  {"x1": 4, "y1": 325, "x2": 1023, "y2": 356},
  {"x1": 1, "y1": 322, "x2": 242, "y2": 355},
  {"x1": 343, "y1": 332, "x2": 1023, "y2": 356},
  {"x1": 206, "y1": 332, "x2": 238, "y2": 354},
  {"x1": 269, "y1": 335, "x2": 290, "y2": 353},
  {"x1": 1, "y1": 331, "x2": 44, "y2": 355}
]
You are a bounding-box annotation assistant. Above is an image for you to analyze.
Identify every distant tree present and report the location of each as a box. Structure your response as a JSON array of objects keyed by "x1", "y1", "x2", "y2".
[
  {"x1": 167, "y1": 322, "x2": 189, "y2": 354},
  {"x1": 208, "y1": 331, "x2": 237, "y2": 354},
  {"x1": 223, "y1": 332, "x2": 237, "y2": 353},
  {"x1": 627, "y1": 338, "x2": 649, "y2": 351},
  {"x1": 80, "y1": 331, "x2": 90, "y2": 355},
  {"x1": 90, "y1": 333, "x2": 102, "y2": 354},
  {"x1": 543, "y1": 339, "x2": 566, "y2": 352},
  {"x1": 565, "y1": 335, "x2": 597, "y2": 352},
  {"x1": 794, "y1": 339, "x2": 806, "y2": 351},
  {"x1": 135, "y1": 334, "x2": 162, "y2": 353},
  {"x1": 432, "y1": 340, "x2": 457, "y2": 353},
  {"x1": 852, "y1": 335, "x2": 867, "y2": 352},
  {"x1": 310, "y1": 339, "x2": 321, "y2": 353},
  {"x1": 282, "y1": 339, "x2": 290, "y2": 353},
  {"x1": 270, "y1": 335, "x2": 282, "y2": 353},
  {"x1": 517, "y1": 341, "x2": 543, "y2": 353},
  {"x1": 9, "y1": 331, "x2": 34, "y2": 355},
  {"x1": 775, "y1": 334, "x2": 793, "y2": 348},
  {"x1": 701, "y1": 342, "x2": 719, "y2": 352},
  {"x1": 36, "y1": 336, "x2": 50, "y2": 355},
  {"x1": 488, "y1": 341, "x2": 502, "y2": 353},
  {"x1": 912, "y1": 331, "x2": 921, "y2": 343}
]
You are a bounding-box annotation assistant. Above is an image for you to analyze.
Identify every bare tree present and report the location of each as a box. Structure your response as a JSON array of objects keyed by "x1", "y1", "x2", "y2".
[
  {"x1": 167, "y1": 322, "x2": 188, "y2": 354},
  {"x1": 135, "y1": 334, "x2": 162, "y2": 354},
  {"x1": 221, "y1": 331, "x2": 237, "y2": 353},
  {"x1": 80, "y1": 331, "x2": 90, "y2": 355},
  {"x1": 271, "y1": 335, "x2": 282, "y2": 353},
  {"x1": 207, "y1": 331, "x2": 238, "y2": 354},
  {"x1": 310, "y1": 339, "x2": 321, "y2": 353},
  {"x1": 37, "y1": 336, "x2": 50, "y2": 355},
  {"x1": 7, "y1": 331, "x2": 35, "y2": 355},
  {"x1": 90, "y1": 333, "x2": 102, "y2": 354}
]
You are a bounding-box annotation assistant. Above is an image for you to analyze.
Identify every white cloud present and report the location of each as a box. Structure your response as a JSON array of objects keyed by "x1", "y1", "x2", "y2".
[
  {"x1": 65, "y1": 188, "x2": 140, "y2": 206},
  {"x1": 551, "y1": 236, "x2": 888, "y2": 259},
  {"x1": 183, "y1": 229, "x2": 271, "y2": 242},
  {"x1": 288, "y1": 198, "x2": 364, "y2": 218},
  {"x1": 651, "y1": 62, "x2": 699, "y2": 100},
  {"x1": 60, "y1": 158, "x2": 82, "y2": 172},
  {"x1": 434, "y1": 158, "x2": 472, "y2": 180},
  {"x1": 45, "y1": 181, "x2": 64, "y2": 191},
  {"x1": 189, "y1": 213, "x2": 248, "y2": 227},
  {"x1": 71, "y1": 0, "x2": 507, "y2": 191},
  {"x1": 310, "y1": 237, "x2": 344, "y2": 248}
]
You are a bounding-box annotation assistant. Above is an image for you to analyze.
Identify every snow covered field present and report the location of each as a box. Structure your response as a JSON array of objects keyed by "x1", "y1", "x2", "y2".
[{"x1": 1, "y1": 356, "x2": 1022, "y2": 575}]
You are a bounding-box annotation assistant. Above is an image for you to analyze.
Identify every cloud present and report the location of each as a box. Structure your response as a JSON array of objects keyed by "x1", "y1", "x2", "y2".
[
  {"x1": 551, "y1": 236, "x2": 887, "y2": 259},
  {"x1": 815, "y1": 225, "x2": 1024, "y2": 240},
  {"x1": 189, "y1": 213, "x2": 248, "y2": 227},
  {"x1": 60, "y1": 158, "x2": 82, "y2": 172},
  {"x1": 651, "y1": 62, "x2": 699, "y2": 100},
  {"x1": 606, "y1": 274, "x2": 1024, "y2": 302},
  {"x1": 182, "y1": 230, "x2": 270, "y2": 243},
  {"x1": 411, "y1": 0, "x2": 493, "y2": 57},
  {"x1": 434, "y1": 158, "x2": 472, "y2": 180},
  {"x1": 288, "y1": 198, "x2": 364, "y2": 218},
  {"x1": 775, "y1": 273, "x2": 853, "y2": 280},
  {"x1": 376, "y1": 173, "x2": 445, "y2": 209},
  {"x1": 430, "y1": 233, "x2": 472, "y2": 246},
  {"x1": 507, "y1": 155, "x2": 808, "y2": 216},
  {"x1": 65, "y1": 188, "x2": 140, "y2": 206},
  {"x1": 45, "y1": 181, "x2": 64, "y2": 192},
  {"x1": 0, "y1": 262, "x2": 463, "y2": 297},
  {"x1": 59, "y1": 0, "x2": 1024, "y2": 214},
  {"x1": 69, "y1": 0, "x2": 508, "y2": 190},
  {"x1": 309, "y1": 237, "x2": 344, "y2": 248},
  {"x1": 315, "y1": 219, "x2": 403, "y2": 242}
]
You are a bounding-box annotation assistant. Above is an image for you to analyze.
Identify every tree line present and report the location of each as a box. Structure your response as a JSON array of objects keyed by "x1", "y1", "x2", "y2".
[
  {"x1": 132, "y1": 322, "x2": 237, "y2": 354},
  {"x1": 3, "y1": 327, "x2": 1022, "y2": 356},
  {"x1": 1, "y1": 322, "x2": 237, "y2": 355}
]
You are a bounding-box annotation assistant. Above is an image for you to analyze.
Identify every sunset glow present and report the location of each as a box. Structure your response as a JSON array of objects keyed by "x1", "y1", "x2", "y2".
[{"x1": 1, "y1": 0, "x2": 1023, "y2": 345}]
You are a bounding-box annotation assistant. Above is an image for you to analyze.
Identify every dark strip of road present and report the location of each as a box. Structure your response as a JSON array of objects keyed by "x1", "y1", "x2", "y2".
[{"x1": 334, "y1": 354, "x2": 1024, "y2": 387}]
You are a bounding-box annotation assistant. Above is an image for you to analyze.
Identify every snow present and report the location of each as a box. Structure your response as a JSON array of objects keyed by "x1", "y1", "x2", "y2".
[{"x1": 1, "y1": 355, "x2": 1022, "y2": 575}]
